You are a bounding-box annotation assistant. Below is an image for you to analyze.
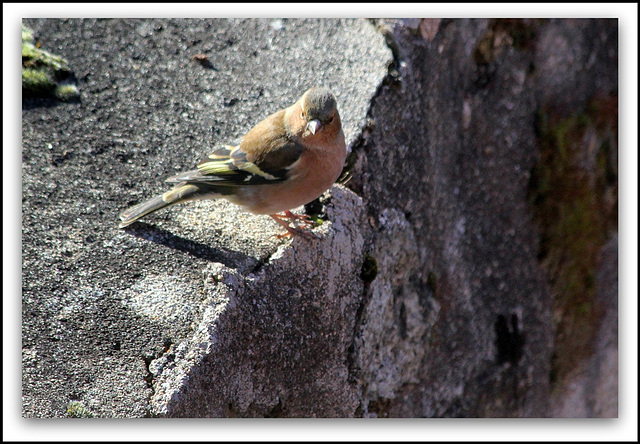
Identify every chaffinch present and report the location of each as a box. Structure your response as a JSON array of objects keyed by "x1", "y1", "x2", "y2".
[{"x1": 118, "y1": 87, "x2": 347, "y2": 239}]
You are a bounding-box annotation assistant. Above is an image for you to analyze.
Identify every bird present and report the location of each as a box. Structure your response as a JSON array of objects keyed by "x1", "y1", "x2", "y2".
[{"x1": 118, "y1": 87, "x2": 347, "y2": 239}]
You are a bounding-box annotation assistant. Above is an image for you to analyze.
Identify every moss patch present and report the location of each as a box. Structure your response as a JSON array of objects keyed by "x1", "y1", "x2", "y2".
[
  {"x1": 22, "y1": 67, "x2": 56, "y2": 95},
  {"x1": 22, "y1": 24, "x2": 79, "y2": 101},
  {"x1": 529, "y1": 93, "x2": 617, "y2": 385},
  {"x1": 67, "y1": 400, "x2": 94, "y2": 418}
]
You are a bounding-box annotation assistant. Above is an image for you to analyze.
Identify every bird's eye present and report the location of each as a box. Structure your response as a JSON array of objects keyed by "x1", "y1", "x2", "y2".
[{"x1": 300, "y1": 112, "x2": 305, "y2": 120}]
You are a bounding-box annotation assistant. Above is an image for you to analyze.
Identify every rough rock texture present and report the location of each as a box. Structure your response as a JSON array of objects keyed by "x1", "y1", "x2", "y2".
[
  {"x1": 22, "y1": 18, "x2": 617, "y2": 418},
  {"x1": 149, "y1": 186, "x2": 368, "y2": 417},
  {"x1": 548, "y1": 234, "x2": 618, "y2": 417},
  {"x1": 350, "y1": 18, "x2": 553, "y2": 417},
  {"x1": 346, "y1": 18, "x2": 617, "y2": 418}
]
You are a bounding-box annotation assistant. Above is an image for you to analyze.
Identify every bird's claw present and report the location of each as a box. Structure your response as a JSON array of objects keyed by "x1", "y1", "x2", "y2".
[{"x1": 270, "y1": 212, "x2": 319, "y2": 240}]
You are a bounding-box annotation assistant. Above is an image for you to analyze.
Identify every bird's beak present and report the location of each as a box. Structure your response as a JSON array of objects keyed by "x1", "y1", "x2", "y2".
[{"x1": 306, "y1": 119, "x2": 322, "y2": 135}]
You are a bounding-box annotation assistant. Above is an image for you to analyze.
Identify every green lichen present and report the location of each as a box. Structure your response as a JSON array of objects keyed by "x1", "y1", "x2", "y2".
[
  {"x1": 67, "y1": 401, "x2": 94, "y2": 418},
  {"x1": 22, "y1": 25, "x2": 33, "y2": 43},
  {"x1": 22, "y1": 24, "x2": 79, "y2": 100},
  {"x1": 55, "y1": 83, "x2": 80, "y2": 101},
  {"x1": 22, "y1": 67, "x2": 56, "y2": 94},
  {"x1": 529, "y1": 94, "x2": 617, "y2": 385}
]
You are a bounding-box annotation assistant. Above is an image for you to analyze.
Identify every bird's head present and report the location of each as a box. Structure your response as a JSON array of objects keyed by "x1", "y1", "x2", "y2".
[{"x1": 300, "y1": 87, "x2": 339, "y2": 135}]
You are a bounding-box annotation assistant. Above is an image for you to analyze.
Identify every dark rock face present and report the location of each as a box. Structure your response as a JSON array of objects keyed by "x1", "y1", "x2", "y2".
[
  {"x1": 350, "y1": 18, "x2": 552, "y2": 417},
  {"x1": 347, "y1": 18, "x2": 617, "y2": 417},
  {"x1": 21, "y1": 18, "x2": 617, "y2": 418}
]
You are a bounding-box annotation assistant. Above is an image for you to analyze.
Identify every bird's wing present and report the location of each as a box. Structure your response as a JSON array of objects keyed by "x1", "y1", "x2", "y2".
[{"x1": 166, "y1": 111, "x2": 303, "y2": 187}]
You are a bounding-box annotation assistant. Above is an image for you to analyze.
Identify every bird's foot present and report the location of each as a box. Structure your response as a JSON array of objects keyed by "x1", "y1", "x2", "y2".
[{"x1": 270, "y1": 212, "x2": 318, "y2": 240}]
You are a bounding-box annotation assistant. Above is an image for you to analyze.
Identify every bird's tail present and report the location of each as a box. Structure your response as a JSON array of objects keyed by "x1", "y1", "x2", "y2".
[{"x1": 118, "y1": 183, "x2": 203, "y2": 228}]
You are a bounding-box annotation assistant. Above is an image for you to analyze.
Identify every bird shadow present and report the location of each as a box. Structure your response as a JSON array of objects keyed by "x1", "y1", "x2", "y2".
[{"x1": 121, "y1": 222, "x2": 261, "y2": 272}]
